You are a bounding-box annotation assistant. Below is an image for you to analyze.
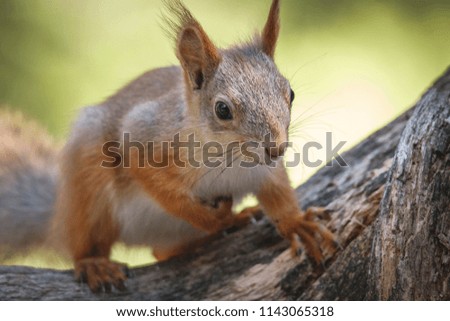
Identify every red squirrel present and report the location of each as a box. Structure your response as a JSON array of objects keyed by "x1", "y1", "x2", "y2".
[{"x1": 0, "y1": 0, "x2": 335, "y2": 292}]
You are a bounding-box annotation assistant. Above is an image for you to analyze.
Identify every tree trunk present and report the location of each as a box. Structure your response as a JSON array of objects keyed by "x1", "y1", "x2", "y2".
[
  {"x1": 0, "y1": 68, "x2": 449, "y2": 301},
  {"x1": 368, "y1": 70, "x2": 450, "y2": 300}
]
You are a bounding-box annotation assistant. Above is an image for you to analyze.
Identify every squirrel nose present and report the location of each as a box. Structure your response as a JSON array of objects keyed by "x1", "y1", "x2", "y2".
[{"x1": 265, "y1": 144, "x2": 287, "y2": 160}]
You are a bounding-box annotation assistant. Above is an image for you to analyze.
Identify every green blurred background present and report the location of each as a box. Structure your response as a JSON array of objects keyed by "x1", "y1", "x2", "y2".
[{"x1": 1, "y1": 0, "x2": 449, "y2": 268}]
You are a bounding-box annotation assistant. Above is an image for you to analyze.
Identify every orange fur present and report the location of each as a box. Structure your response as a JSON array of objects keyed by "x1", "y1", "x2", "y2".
[
  {"x1": 51, "y1": 143, "x2": 122, "y2": 290},
  {"x1": 169, "y1": 0, "x2": 221, "y2": 89},
  {"x1": 35, "y1": 0, "x2": 334, "y2": 293},
  {"x1": 261, "y1": 0, "x2": 280, "y2": 58},
  {"x1": 257, "y1": 165, "x2": 335, "y2": 263},
  {"x1": 129, "y1": 148, "x2": 235, "y2": 233},
  {"x1": 152, "y1": 234, "x2": 216, "y2": 261},
  {"x1": 63, "y1": 146, "x2": 120, "y2": 261},
  {"x1": 75, "y1": 258, "x2": 127, "y2": 293},
  {"x1": 152, "y1": 205, "x2": 258, "y2": 261}
]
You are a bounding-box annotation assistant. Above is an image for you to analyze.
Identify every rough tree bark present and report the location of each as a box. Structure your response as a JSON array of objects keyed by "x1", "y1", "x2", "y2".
[
  {"x1": 0, "y1": 68, "x2": 448, "y2": 301},
  {"x1": 368, "y1": 69, "x2": 450, "y2": 300}
]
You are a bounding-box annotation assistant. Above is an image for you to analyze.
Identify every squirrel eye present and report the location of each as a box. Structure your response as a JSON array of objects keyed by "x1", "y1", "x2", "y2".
[
  {"x1": 290, "y1": 89, "x2": 295, "y2": 105},
  {"x1": 215, "y1": 101, "x2": 233, "y2": 120}
]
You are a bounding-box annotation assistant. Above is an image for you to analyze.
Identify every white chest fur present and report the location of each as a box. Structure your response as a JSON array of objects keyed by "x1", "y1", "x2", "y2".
[
  {"x1": 192, "y1": 162, "x2": 273, "y2": 203},
  {"x1": 111, "y1": 162, "x2": 276, "y2": 251},
  {"x1": 112, "y1": 184, "x2": 205, "y2": 251}
]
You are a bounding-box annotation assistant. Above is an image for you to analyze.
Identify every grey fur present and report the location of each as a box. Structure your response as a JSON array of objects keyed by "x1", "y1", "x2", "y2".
[
  {"x1": 0, "y1": 113, "x2": 58, "y2": 259},
  {"x1": 0, "y1": 0, "x2": 292, "y2": 262},
  {"x1": 0, "y1": 166, "x2": 57, "y2": 255},
  {"x1": 204, "y1": 47, "x2": 291, "y2": 141}
]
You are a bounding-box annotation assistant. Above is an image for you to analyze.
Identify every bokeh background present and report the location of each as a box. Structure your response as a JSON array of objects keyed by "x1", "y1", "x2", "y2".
[{"x1": 1, "y1": 0, "x2": 449, "y2": 268}]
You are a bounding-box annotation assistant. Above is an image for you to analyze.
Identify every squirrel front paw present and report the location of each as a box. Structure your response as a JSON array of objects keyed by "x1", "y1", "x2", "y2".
[
  {"x1": 232, "y1": 205, "x2": 264, "y2": 228},
  {"x1": 276, "y1": 207, "x2": 337, "y2": 264},
  {"x1": 202, "y1": 195, "x2": 233, "y2": 219},
  {"x1": 75, "y1": 257, "x2": 128, "y2": 293},
  {"x1": 212, "y1": 196, "x2": 235, "y2": 229},
  {"x1": 194, "y1": 195, "x2": 234, "y2": 233}
]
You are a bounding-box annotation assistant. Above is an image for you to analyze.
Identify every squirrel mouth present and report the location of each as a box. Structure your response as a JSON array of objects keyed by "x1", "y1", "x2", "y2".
[{"x1": 265, "y1": 148, "x2": 280, "y2": 162}]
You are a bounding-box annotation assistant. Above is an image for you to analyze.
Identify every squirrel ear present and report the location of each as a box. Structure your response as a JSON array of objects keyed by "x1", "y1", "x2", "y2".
[
  {"x1": 261, "y1": 0, "x2": 281, "y2": 58},
  {"x1": 177, "y1": 26, "x2": 221, "y2": 90}
]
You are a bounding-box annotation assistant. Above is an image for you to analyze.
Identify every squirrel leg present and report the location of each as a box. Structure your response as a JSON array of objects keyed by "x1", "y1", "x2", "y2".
[
  {"x1": 257, "y1": 165, "x2": 337, "y2": 264},
  {"x1": 71, "y1": 215, "x2": 128, "y2": 293},
  {"x1": 67, "y1": 203, "x2": 127, "y2": 293},
  {"x1": 131, "y1": 163, "x2": 237, "y2": 233},
  {"x1": 68, "y1": 203, "x2": 128, "y2": 293},
  {"x1": 75, "y1": 258, "x2": 128, "y2": 293},
  {"x1": 237, "y1": 205, "x2": 264, "y2": 225},
  {"x1": 152, "y1": 235, "x2": 217, "y2": 261},
  {"x1": 57, "y1": 148, "x2": 128, "y2": 293},
  {"x1": 152, "y1": 199, "x2": 262, "y2": 261}
]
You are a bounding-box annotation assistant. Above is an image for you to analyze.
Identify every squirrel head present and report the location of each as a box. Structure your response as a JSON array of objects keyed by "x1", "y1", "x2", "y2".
[{"x1": 168, "y1": 0, "x2": 293, "y2": 161}]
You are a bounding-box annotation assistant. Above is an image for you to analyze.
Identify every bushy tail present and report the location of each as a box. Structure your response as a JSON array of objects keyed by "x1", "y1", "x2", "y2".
[{"x1": 0, "y1": 110, "x2": 59, "y2": 259}]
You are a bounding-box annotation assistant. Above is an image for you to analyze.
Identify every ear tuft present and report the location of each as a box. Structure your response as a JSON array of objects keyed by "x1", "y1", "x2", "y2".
[
  {"x1": 163, "y1": 0, "x2": 221, "y2": 90},
  {"x1": 178, "y1": 27, "x2": 207, "y2": 89},
  {"x1": 261, "y1": 0, "x2": 280, "y2": 58}
]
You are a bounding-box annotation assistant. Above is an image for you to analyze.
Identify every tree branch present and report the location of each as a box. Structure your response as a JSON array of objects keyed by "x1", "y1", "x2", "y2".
[{"x1": 1, "y1": 68, "x2": 448, "y2": 301}]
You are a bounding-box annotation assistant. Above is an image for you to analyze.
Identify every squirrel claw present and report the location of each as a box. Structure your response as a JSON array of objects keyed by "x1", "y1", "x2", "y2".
[
  {"x1": 237, "y1": 205, "x2": 264, "y2": 223},
  {"x1": 75, "y1": 257, "x2": 128, "y2": 293},
  {"x1": 279, "y1": 207, "x2": 337, "y2": 265},
  {"x1": 224, "y1": 205, "x2": 265, "y2": 234}
]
